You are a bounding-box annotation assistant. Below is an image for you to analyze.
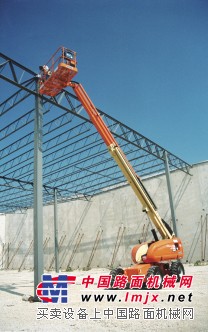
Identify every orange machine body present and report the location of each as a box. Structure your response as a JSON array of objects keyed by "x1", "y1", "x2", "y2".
[
  {"x1": 131, "y1": 238, "x2": 184, "y2": 264},
  {"x1": 124, "y1": 238, "x2": 184, "y2": 282}
]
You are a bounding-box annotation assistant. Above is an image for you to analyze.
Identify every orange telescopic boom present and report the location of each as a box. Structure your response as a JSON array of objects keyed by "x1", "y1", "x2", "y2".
[
  {"x1": 69, "y1": 81, "x2": 173, "y2": 240},
  {"x1": 39, "y1": 47, "x2": 185, "y2": 285}
]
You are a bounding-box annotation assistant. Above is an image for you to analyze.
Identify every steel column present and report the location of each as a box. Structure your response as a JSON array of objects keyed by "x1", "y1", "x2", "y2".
[
  {"x1": 164, "y1": 151, "x2": 177, "y2": 236},
  {"x1": 54, "y1": 188, "x2": 59, "y2": 272},
  {"x1": 33, "y1": 81, "x2": 44, "y2": 296}
]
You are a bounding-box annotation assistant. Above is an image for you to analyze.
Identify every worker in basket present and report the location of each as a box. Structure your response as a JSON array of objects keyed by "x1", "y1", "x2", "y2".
[{"x1": 39, "y1": 65, "x2": 51, "y2": 82}]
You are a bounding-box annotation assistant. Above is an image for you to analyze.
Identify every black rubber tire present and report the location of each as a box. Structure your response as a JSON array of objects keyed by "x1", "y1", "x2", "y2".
[
  {"x1": 146, "y1": 265, "x2": 163, "y2": 289},
  {"x1": 109, "y1": 267, "x2": 124, "y2": 287},
  {"x1": 170, "y1": 261, "x2": 185, "y2": 282}
]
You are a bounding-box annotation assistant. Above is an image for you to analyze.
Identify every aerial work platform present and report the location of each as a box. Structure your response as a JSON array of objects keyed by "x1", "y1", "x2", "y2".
[
  {"x1": 38, "y1": 46, "x2": 185, "y2": 291},
  {"x1": 39, "y1": 47, "x2": 78, "y2": 96}
]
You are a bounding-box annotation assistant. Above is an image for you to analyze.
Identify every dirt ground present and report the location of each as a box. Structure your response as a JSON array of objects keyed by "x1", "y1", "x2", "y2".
[{"x1": 0, "y1": 264, "x2": 207, "y2": 332}]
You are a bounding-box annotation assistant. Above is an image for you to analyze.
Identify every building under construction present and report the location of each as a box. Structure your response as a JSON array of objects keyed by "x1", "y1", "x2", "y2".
[{"x1": 0, "y1": 50, "x2": 207, "y2": 294}]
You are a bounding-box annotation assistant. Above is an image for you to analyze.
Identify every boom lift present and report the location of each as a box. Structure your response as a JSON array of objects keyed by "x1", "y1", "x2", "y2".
[{"x1": 39, "y1": 47, "x2": 185, "y2": 287}]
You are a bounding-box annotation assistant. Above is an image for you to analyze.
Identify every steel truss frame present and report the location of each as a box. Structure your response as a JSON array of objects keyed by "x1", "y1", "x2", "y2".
[{"x1": 0, "y1": 52, "x2": 191, "y2": 214}]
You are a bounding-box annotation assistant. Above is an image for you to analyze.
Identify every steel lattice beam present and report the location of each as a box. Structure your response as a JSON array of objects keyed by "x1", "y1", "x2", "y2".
[{"x1": 0, "y1": 52, "x2": 192, "y2": 214}]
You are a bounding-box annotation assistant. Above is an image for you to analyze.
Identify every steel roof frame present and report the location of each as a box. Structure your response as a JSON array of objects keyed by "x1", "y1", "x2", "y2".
[{"x1": 0, "y1": 52, "x2": 191, "y2": 214}]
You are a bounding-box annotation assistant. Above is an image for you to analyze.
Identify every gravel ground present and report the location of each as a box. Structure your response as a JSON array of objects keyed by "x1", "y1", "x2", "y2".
[{"x1": 0, "y1": 264, "x2": 207, "y2": 332}]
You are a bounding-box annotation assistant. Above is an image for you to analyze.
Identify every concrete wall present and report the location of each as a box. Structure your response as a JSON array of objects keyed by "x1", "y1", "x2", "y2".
[
  {"x1": 2, "y1": 161, "x2": 208, "y2": 270},
  {"x1": 0, "y1": 215, "x2": 5, "y2": 269}
]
